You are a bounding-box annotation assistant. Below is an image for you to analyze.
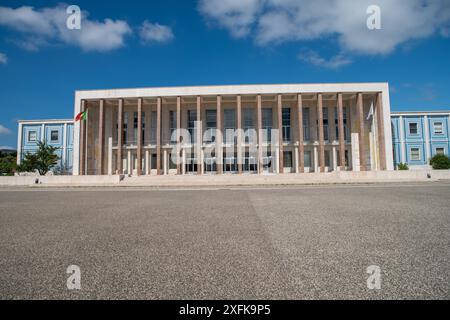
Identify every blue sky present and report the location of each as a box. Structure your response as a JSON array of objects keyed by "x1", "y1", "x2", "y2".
[{"x1": 0, "y1": 0, "x2": 450, "y2": 148}]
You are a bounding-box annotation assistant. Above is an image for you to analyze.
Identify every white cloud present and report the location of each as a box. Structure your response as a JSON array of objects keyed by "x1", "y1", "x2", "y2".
[
  {"x1": 0, "y1": 146, "x2": 14, "y2": 150},
  {"x1": 198, "y1": 0, "x2": 264, "y2": 38},
  {"x1": 0, "y1": 4, "x2": 132, "y2": 52},
  {"x1": 199, "y1": 0, "x2": 450, "y2": 56},
  {"x1": 0, "y1": 52, "x2": 7, "y2": 64},
  {"x1": 0, "y1": 125, "x2": 12, "y2": 135},
  {"x1": 298, "y1": 50, "x2": 352, "y2": 70},
  {"x1": 139, "y1": 21, "x2": 174, "y2": 44}
]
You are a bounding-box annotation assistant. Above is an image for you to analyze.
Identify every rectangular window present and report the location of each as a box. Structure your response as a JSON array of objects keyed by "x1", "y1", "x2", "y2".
[
  {"x1": 335, "y1": 107, "x2": 348, "y2": 141},
  {"x1": 282, "y1": 107, "x2": 291, "y2": 142},
  {"x1": 205, "y1": 110, "x2": 216, "y2": 143},
  {"x1": 436, "y1": 148, "x2": 445, "y2": 155},
  {"x1": 409, "y1": 122, "x2": 418, "y2": 135},
  {"x1": 303, "y1": 108, "x2": 310, "y2": 141},
  {"x1": 150, "y1": 111, "x2": 157, "y2": 144},
  {"x1": 323, "y1": 107, "x2": 329, "y2": 141},
  {"x1": 410, "y1": 147, "x2": 421, "y2": 161},
  {"x1": 243, "y1": 108, "x2": 255, "y2": 143},
  {"x1": 224, "y1": 109, "x2": 236, "y2": 144},
  {"x1": 141, "y1": 112, "x2": 145, "y2": 145},
  {"x1": 151, "y1": 154, "x2": 157, "y2": 170},
  {"x1": 283, "y1": 151, "x2": 292, "y2": 168},
  {"x1": 133, "y1": 112, "x2": 138, "y2": 144},
  {"x1": 433, "y1": 122, "x2": 443, "y2": 135},
  {"x1": 187, "y1": 110, "x2": 197, "y2": 144},
  {"x1": 28, "y1": 130, "x2": 37, "y2": 142},
  {"x1": 123, "y1": 112, "x2": 129, "y2": 144},
  {"x1": 169, "y1": 111, "x2": 177, "y2": 143},
  {"x1": 304, "y1": 151, "x2": 311, "y2": 167},
  {"x1": 262, "y1": 108, "x2": 273, "y2": 143},
  {"x1": 50, "y1": 130, "x2": 59, "y2": 142}
]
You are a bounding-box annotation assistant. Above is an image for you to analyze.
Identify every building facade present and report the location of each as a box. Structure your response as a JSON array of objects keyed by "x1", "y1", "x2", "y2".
[
  {"x1": 72, "y1": 83, "x2": 394, "y2": 176},
  {"x1": 17, "y1": 120, "x2": 74, "y2": 173},
  {"x1": 391, "y1": 111, "x2": 450, "y2": 169}
]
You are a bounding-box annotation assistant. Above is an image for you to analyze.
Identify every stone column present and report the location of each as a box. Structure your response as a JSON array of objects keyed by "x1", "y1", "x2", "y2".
[
  {"x1": 314, "y1": 146, "x2": 319, "y2": 172},
  {"x1": 297, "y1": 94, "x2": 305, "y2": 173},
  {"x1": 337, "y1": 93, "x2": 346, "y2": 170},
  {"x1": 277, "y1": 94, "x2": 284, "y2": 173},
  {"x1": 164, "y1": 149, "x2": 168, "y2": 175},
  {"x1": 196, "y1": 96, "x2": 202, "y2": 175},
  {"x1": 357, "y1": 93, "x2": 366, "y2": 171},
  {"x1": 217, "y1": 95, "x2": 223, "y2": 174},
  {"x1": 317, "y1": 94, "x2": 325, "y2": 172},
  {"x1": 145, "y1": 150, "x2": 149, "y2": 175},
  {"x1": 176, "y1": 96, "x2": 182, "y2": 175},
  {"x1": 108, "y1": 137, "x2": 113, "y2": 175},
  {"x1": 182, "y1": 148, "x2": 186, "y2": 175},
  {"x1": 332, "y1": 146, "x2": 337, "y2": 172},
  {"x1": 257, "y1": 95, "x2": 263, "y2": 174},
  {"x1": 79, "y1": 100, "x2": 86, "y2": 175},
  {"x1": 98, "y1": 99, "x2": 105, "y2": 175},
  {"x1": 127, "y1": 150, "x2": 132, "y2": 175},
  {"x1": 376, "y1": 92, "x2": 386, "y2": 170},
  {"x1": 157, "y1": 97, "x2": 162, "y2": 175},
  {"x1": 237, "y1": 95, "x2": 243, "y2": 174},
  {"x1": 137, "y1": 98, "x2": 143, "y2": 176}
]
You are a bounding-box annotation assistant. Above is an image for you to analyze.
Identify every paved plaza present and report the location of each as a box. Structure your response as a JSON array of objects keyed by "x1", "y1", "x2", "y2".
[{"x1": 0, "y1": 182, "x2": 449, "y2": 299}]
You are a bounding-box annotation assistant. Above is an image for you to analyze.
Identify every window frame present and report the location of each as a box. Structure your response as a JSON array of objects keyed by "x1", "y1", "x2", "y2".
[
  {"x1": 50, "y1": 130, "x2": 59, "y2": 142},
  {"x1": 433, "y1": 122, "x2": 443, "y2": 135},
  {"x1": 27, "y1": 130, "x2": 37, "y2": 143},
  {"x1": 409, "y1": 122, "x2": 419, "y2": 135},
  {"x1": 410, "y1": 147, "x2": 421, "y2": 161}
]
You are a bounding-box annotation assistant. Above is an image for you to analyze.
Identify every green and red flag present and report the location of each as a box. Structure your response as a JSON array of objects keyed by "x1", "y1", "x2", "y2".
[{"x1": 75, "y1": 111, "x2": 87, "y2": 122}]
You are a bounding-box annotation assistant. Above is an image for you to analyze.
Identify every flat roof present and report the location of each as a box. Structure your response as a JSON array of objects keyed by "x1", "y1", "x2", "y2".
[
  {"x1": 391, "y1": 111, "x2": 450, "y2": 116},
  {"x1": 75, "y1": 82, "x2": 389, "y2": 100},
  {"x1": 17, "y1": 119, "x2": 74, "y2": 124}
]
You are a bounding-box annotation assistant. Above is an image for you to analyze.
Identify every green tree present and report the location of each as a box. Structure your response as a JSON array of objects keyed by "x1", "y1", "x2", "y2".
[
  {"x1": 0, "y1": 152, "x2": 18, "y2": 176},
  {"x1": 18, "y1": 141, "x2": 60, "y2": 175}
]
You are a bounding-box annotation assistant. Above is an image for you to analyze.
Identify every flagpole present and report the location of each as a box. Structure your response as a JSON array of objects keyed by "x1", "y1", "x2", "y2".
[{"x1": 85, "y1": 108, "x2": 88, "y2": 175}]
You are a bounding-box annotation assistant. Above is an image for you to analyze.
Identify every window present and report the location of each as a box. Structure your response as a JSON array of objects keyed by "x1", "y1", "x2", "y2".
[
  {"x1": 28, "y1": 130, "x2": 37, "y2": 142},
  {"x1": 317, "y1": 108, "x2": 329, "y2": 141},
  {"x1": 50, "y1": 130, "x2": 59, "y2": 142},
  {"x1": 436, "y1": 148, "x2": 445, "y2": 155},
  {"x1": 282, "y1": 108, "x2": 291, "y2": 142},
  {"x1": 187, "y1": 110, "x2": 197, "y2": 144},
  {"x1": 150, "y1": 111, "x2": 157, "y2": 144},
  {"x1": 304, "y1": 151, "x2": 311, "y2": 167},
  {"x1": 262, "y1": 108, "x2": 273, "y2": 143},
  {"x1": 283, "y1": 151, "x2": 292, "y2": 168},
  {"x1": 410, "y1": 147, "x2": 421, "y2": 161},
  {"x1": 124, "y1": 112, "x2": 129, "y2": 144},
  {"x1": 409, "y1": 122, "x2": 418, "y2": 135},
  {"x1": 433, "y1": 122, "x2": 443, "y2": 135},
  {"x1": 205, "y1": 110, "x2": 216, "y2": 143},
  {"x1": 169, "y1": 111, "x2": 177, "y2": 143},
  {"x1": 133, "y1": 112, "x2": 146, "y2": 145},
  {"x1": 243, "y1": 108, "x2": 255, "y2": 143},
  {"x1": 303, "y1": 108, "x2": 310, "y2": 141},
  {"x1": 323, "y1": 108, "x2": 329, "y2": 141},
  {"x1": 335, "y1": 107, "x2": 348, "y2": 141},
  {"x1": 224, "y1": 109, "x2": 236, "y2": 144}
]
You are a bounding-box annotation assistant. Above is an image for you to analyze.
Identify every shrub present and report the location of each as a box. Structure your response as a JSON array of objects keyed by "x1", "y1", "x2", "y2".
[
  {"x1": 430, "y1": 154, "x2": 450, "y2": 170},
  {"x1": 397, "y1": 163, "x2": 409, "y2": 170},
  {"x1": 0, "y1": 152, "x2": 17, "y2": 176}
]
